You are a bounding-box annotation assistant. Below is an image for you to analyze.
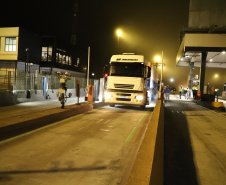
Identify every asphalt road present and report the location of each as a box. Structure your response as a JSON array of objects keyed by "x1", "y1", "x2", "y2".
[
  {"x1": 164, "y1": 97, "x2": 226, "y2": 185},
  {"x1": 0, "y1": 105, "x2": 153, "y2": 185}
]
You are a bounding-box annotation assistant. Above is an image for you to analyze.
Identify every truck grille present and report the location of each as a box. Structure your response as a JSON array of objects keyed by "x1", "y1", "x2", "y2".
[
  {"x1": 116, "y1": 98, "x2": 131, "y2": 101},
  {"x1": 114, "y1": 84, "x2": 134, "y2": 89}
]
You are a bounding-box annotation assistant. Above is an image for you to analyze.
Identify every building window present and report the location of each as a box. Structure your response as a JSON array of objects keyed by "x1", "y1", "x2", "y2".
[
  {"x1": 69, "y1": 56, "x2": 72, "y2": 65},
  {"x1": 42, "y1": 47, "x2": 47, "y2": 61},
  {"x1": 66, "y1": 56, "x2": 69, "y2": 65},
  {"x1": 56, "y1": 52, "x2": 59, "y2": 63},
  {"x1": 42, "y1": 46, "x2": 52, "y2": 61},
  {"x1": 59, "y1": 53, "x2": 63, "y2": 63},
  {"x1": 63, "y1": 54, "x2": 66, "y2": 64},
  {"x1": 48, "y1": 46, "x2": 52, "y2": 61},
  {"x1": 5, "y1": 37, "x2": 16, "y2": 51}
]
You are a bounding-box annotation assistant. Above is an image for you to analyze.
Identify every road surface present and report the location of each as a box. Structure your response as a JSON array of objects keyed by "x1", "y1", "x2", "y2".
[
  {"x1": 164, "y1": 96, "x2": 226, "y2": 185},
  {"x1": 0, "y1": 105, "x2": 153, "y2": 185}
]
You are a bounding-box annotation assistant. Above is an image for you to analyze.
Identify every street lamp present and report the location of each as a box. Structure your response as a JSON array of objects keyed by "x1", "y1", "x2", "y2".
[
  {"x1": 170, "y1": 78, "x2": 174, "y2": 82},
  {"x1": 153, "y1": 52, "x2": 164, "y2": 98},
  {"x1": 116, "y1": 29, "x2": 122, "y2": 52}
]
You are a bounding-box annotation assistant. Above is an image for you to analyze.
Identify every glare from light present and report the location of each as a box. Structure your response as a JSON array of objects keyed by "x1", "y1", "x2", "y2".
[
  {"x1": 105, "y1": 93, "x2": 112, "y2": 99},
  {"x1": 222, "y1": 51, "x2": 225, "y2": 54},
  {"x1": 92, "y1": 73, "x2": 95, "y2": 76},
  {"x1": 170, "y1": 78, "x2": 174, "y2": 82},
  {"x1": 210, "y1": 59, "x2": 213, "y2": 62},
  {"x1": 180, "y1": 58, "x2": 183, "y2": 61},
  {"x1": 136, "y1": 95, "x2": 143, "y2": 100},
  {"x1": 215, "y1": 74, "x2": 218, "y2": 78},
  {"x1": 155, "y1": 56, "x2": 161, "y2": 62},
  {"x1": 116, "y1": 29, "x2": 122, "y2": 37}
]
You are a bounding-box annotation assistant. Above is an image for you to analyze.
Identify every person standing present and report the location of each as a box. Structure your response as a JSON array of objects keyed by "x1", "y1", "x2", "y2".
[
  {"x1": 185, "y1": 87, "x2": 189, "y2": 100},
  {"x1": 179, "y1": 85, "x2": 183, "y2": 99},
  {"x1": 165, "y1": 85, "x2": 170, "y2": 102}
]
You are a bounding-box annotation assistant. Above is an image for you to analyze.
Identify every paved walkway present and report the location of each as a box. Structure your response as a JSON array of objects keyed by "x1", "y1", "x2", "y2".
[{"x1": 164, "y1": 94, "x2": 226, "y2": 185}]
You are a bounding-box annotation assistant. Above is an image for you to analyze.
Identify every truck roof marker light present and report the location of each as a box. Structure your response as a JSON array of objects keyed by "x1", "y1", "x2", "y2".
[{"x1": 104, "y1": 73, "x2": 108, "y2": 77}]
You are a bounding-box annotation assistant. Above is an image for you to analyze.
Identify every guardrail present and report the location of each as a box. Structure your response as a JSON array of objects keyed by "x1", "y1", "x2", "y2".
[{"x1": 126, "y1": 100, "x2": 164, "y2": 185}]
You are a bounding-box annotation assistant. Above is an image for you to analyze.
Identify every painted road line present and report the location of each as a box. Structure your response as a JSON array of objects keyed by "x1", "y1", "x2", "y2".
[
  {"x1": 78, "y1": 127, "x2": 85, "y2": 131},
  {"x1": 100, "y1": 129, "x2": 110, "y2": 132},
  {"x1": 96, "y1": 119, "x2": 104, "y2": 123},
  {"x1": 104, "y1": 120, "x2": 111, "y2": 124},
  {"x1": 124, "y1": 111, "x2": 149, "y2": 147}
]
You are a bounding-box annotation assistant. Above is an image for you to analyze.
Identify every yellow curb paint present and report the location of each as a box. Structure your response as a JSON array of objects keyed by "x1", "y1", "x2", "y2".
[{"x1": 211, "y1": 102, "x2": 224, "y2": 108}]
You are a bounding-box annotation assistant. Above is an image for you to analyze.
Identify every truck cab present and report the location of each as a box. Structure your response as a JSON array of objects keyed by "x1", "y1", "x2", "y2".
[{"x1": 104, "y1": 53, "x2": 151, "y2": 109}]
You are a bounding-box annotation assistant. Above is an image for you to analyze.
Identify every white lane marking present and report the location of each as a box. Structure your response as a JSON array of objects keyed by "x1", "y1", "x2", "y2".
[
  {"x1": 104, "y1": 120, "x2": 111, "y2": 124},
  {"x1": 96, "y1": 119, "x2": 104, "y2": 123},
  {"x1": 78, "y1": 127, "x2": 85, "y2": 131},
  {"x1": 100, "y1": 129, "x2": 109, "y2": 132}
]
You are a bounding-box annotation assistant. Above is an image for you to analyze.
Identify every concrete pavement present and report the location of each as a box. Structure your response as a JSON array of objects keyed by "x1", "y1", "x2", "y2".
[
  {"x1": 164, "y1": 94, "x2": 226, "y2": 185},
  {"x1": 0, "y1": 98, "x2": 105, "y2": 141}
]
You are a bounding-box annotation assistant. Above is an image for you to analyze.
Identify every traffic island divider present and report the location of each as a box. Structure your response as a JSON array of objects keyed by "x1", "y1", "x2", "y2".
[
  {"x1": 125, "y1": 100, "x2": 164, "y2": 185},
  {"x1": 0, "y1": 102, "x2": 105, "y2": 141},
  {"x1": 211, "y1": 102, "x2": 225, "y2": 112}
]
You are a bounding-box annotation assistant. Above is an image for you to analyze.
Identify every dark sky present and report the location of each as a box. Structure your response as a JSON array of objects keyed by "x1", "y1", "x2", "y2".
[{"x1": 1, "y1": 0, "x2": 192, "y2": 88}]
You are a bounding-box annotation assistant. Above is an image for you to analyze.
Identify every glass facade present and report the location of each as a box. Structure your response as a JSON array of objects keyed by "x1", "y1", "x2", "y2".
[{"x1": 41, "y1": 46, "x2": 52, "y2": 61}]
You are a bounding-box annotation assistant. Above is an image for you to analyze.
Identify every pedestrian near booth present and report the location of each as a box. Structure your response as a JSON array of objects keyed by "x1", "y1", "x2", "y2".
[
  {"x1": 179, "y1": 85, "x2": 183, "y2": 99},
  {"x1": 185, "y1": 87, "x2": 189, "y2": 100},
  {"x1": 165, "y1": 85, "x2": 170, "y2": 102},
  {"x1": 161, "y1": 88, "x2": 164, "y2": 105}
]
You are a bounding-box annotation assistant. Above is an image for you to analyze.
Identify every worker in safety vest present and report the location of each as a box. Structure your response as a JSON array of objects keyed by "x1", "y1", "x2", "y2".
[{"x1": 179, "y1": 85, "x2": 183, "y2": 99}]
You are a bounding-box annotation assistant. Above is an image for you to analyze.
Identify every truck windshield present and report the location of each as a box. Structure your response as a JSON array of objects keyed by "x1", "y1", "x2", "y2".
[{"x1": 109, "y1": 62, "x2": 145, "y2": 77}]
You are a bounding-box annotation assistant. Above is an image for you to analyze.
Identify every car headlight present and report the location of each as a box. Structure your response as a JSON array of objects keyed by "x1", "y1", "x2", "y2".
[
  {"x1": 105, "y1": 93, "x2": 112, "y2": 99},
  {"x1": 136, "y1": 95, "x2": 143, "y2": 100}
]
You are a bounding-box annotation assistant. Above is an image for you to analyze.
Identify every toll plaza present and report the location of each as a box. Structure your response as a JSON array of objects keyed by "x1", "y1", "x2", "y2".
[
  {"x1": 0, "y1": 93, "x2": 225, "y2": 184},
  {"x1": 176, "y1": 0, "x2": 226, "y2": 107}
]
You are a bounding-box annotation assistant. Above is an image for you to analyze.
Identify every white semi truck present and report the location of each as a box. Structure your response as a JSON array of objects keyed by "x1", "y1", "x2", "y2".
[{"x1": 104, "y1": 53, "x2": 151, "y2": 109}]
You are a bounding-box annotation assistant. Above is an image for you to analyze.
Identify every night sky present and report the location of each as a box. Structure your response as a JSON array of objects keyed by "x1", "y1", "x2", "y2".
[{"x1": 2, "y1": 0, "x2": 218, "y2": 89}]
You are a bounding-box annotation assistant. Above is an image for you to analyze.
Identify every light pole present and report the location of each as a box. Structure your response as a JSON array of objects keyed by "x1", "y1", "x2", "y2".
[
  {"x1": 25, "y1": 48, "x2": 29, "y2": 90},
  {"x1": 154, "y1": 52, "x2": 164, "y2": 99},
  {"x1": 161, "y1": 51, "x2": 164, "y2": 92}
]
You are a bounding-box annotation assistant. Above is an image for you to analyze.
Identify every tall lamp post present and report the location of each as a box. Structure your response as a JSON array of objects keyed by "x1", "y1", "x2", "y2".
[
  {"x1": 161, "y1": 51, "x2": 164, "y2": 92},
  {"x1": 154, "y1": 52, "x2": 164, "y2": 99}
]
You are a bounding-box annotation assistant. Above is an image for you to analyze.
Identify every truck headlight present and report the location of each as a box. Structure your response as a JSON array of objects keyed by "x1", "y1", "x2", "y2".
[
  {"x1": 136, "y1": 95, "x2": 143, "y2": 100},
  {"x1": 105, "y1": 93, "x2": 112, "y2": 99}
]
